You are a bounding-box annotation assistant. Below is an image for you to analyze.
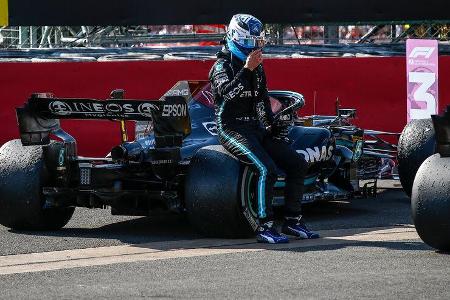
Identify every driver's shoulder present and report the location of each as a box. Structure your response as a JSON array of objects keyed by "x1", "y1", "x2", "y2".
[{"x1": 213, "y1": 58, "x2": 232, "y2": 72}]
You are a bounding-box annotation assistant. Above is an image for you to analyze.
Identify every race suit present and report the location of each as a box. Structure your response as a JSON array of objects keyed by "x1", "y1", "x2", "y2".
[{"x1": 209, "y1": 48, "x2": 308, "y2": 223}]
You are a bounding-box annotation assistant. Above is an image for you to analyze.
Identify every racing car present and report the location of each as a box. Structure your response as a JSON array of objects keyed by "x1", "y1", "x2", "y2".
[{"x1": 0, "y1": 81, "x2": 397, "y2": 237}]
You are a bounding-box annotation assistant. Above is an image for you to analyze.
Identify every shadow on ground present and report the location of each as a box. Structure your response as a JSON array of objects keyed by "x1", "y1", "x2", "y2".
[{"x1": 11, "y1": 189, "x2": 413, "y2": 247}]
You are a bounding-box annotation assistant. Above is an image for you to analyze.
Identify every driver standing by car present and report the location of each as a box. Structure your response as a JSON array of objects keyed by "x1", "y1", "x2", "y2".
[{"x1": 209, "y1": 14, "x2": 319, "y2": 243}]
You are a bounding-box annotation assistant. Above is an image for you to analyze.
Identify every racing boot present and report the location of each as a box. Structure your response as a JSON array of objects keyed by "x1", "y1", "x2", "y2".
[
  {"x1": 282, "y1": 216, "x2": 320, "y2": 239},
  {"x1": 256, "y1": 221, "x2": 289, "y2": 244}
]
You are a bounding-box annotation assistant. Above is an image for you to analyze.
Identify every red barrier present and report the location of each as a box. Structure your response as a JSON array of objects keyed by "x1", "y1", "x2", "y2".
[{"x1": 1, "y1": 57, "x2": 449, "y2": 156}]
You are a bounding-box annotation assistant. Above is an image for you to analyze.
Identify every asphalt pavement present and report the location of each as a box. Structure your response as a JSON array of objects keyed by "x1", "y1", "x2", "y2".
[{"x1": 0, "y1": 181, "x2": 448, "y2": 299}]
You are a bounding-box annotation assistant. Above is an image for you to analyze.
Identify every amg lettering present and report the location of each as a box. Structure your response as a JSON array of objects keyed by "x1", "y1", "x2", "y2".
[{"x1": 165, "y1": 89, "x2": 190, "y2": 97}]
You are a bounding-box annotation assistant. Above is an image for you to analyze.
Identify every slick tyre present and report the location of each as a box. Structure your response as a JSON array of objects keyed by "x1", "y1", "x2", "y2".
[
  {"x1": 0, "y1": 140, "x2": 75, "y2": 230},
  {"x1": 412, "y1": 154, "x2": 450, "y2": 251},
  {"x1": 398, "y1": 119, "x2": 435, "y2": 197},
  {"x1": 185, "y1": 145, "x2": 256, "y2": 238}
]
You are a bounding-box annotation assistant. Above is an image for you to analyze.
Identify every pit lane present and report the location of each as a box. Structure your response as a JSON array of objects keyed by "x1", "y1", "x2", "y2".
[{"x1": 0, "y1": 181, "x2": 448, "y2": 298}]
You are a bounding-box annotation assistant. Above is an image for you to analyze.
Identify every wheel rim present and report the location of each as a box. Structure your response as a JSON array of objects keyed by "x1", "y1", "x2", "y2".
[{"x1": 241, "y1": 166, "x2": 259, "y2": 219}]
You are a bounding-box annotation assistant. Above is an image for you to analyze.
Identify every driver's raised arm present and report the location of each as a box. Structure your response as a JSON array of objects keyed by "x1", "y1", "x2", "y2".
[
  {"x1": 256, "y1": 68, "x2": 274, "y2": 129},
  {"x1": 209, "y1": 59, "x2": 253, "y2": 103}
]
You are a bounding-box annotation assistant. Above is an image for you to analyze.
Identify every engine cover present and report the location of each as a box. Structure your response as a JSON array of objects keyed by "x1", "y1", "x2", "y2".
[{"x1": 289, "y1": 127, "x2": 334, "y2": 164}]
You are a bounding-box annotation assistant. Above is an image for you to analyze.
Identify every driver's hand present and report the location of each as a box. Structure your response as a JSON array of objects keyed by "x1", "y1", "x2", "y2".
[
  {"x1": 244, "y1": 49, "x2": 263, "y2": 71},
  {"x1": 271, "y1": 122, "x2": 291, "y2": 143}
]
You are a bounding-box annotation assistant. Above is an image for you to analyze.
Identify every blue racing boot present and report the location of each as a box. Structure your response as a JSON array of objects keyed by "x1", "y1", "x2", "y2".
[
  {"x1": 282, "y1": 216, "x2": 320, "y2": 239},
  {"x1": 256, "y1": 221, "x2": 289, "y2": 244}
]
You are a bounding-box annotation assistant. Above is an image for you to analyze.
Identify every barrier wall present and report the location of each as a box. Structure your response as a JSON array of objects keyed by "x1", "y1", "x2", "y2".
[{"x1": 1, "y1": 57, "x2": 449, "y2": 156}]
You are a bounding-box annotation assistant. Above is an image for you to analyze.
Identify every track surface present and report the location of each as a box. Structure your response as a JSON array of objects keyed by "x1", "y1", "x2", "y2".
[{"x1": 0, "y1": 182, "x2": 449, "y2": 299}]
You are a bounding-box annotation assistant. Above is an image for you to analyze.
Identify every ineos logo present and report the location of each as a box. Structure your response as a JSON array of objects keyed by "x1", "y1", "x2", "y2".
[
  {"x1": 49, "y1": 101, "x2": 71, "y2": 116},
  {"x1": 138, "y1": 103, "x2": 159, "y2": 117},
  {"x1": 105, "y1": 103, "x2": 122, "y2": 113}
]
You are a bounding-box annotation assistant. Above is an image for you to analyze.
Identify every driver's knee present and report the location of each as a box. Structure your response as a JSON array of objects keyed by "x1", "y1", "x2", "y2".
[
  {"x1": 263, "y1": 161, "x2": 278, "y2": 184},
  {"x1": 285, "y1": 155, "x2": 308, "y2": 179}
]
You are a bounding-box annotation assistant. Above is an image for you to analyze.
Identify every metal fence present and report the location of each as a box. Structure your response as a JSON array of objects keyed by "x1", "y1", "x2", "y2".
[{"x1": 1, "y1": 24, "x2": 449, "y2": 49}]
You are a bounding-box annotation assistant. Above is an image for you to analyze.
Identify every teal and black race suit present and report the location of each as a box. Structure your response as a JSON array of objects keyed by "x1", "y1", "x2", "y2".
[{"x1": 209, "y1": 48, "x2": 307, "y2": 222}]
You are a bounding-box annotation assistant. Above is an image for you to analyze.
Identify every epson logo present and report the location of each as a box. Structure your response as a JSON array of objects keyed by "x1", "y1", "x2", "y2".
[
  {"x1": 297, "y1": 145, "x2": 334, "y2": 163},
  {"x1": 161, "y1": 104, "x2": 187, "y2": 117}
]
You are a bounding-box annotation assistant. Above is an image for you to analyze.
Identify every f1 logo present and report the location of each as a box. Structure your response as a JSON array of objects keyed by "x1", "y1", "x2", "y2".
[{"x1": 409, "y1": 47, "x2": 435, "y2": 59}]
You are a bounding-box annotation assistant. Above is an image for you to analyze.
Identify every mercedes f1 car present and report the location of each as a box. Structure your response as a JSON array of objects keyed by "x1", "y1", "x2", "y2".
[{"x1": 0, "y1": 81, "x2": 398, "y2": 237}]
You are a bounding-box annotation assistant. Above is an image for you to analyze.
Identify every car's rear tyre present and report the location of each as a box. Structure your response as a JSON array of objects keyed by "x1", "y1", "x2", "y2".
[
  {"x1": 0, "y1": 139, "x2": 75, "y2": 230},
  {"x1": 412, "y1": 154, "x2": 450, "y2": 251},
  {"x1": 184, "y1": 145, "x2": 256, "y2": 238},
  {"x1": 398, "y1": 119, "x2": 435, "y2": 197}
]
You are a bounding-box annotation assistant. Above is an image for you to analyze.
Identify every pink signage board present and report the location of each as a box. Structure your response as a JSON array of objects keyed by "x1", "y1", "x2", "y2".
[{"x1": 406, "y1": 39, "x2": 439, "y2": 122}]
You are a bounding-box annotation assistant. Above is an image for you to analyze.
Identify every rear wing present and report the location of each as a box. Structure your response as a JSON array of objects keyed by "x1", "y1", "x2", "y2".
[{"x1": 16, "y1": 88, "x2": 191, "y2": 147}]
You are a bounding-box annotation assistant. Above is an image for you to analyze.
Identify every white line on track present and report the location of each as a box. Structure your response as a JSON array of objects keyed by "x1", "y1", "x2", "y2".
[{"x1": 0, "y1": 226, "x2": 419, "y2": 275}]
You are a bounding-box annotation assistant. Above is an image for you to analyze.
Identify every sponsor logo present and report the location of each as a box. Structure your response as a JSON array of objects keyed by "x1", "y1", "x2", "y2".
[
  {"x1": 240, "y1": 90, "x2": 259, "y2": 98},
  {"x1": 49, "y1": 101, "x2": 72, "y2": 115},
  {"x1": 215, "y1": 77, "x2": 228, "y2": 87},
  {"x1": 105, "y1": 103, "x2": 124, "y2": 113},
  {"x1": 214, "y1": 72, "x2": 229, "y2": 87},
  {"x1": 58, "y1": 148, "x2": 65, "y2": 166},
  {"x1": 409, "y1": 47, "x2": 435, "y2": 59},
  {"x1": 215, "y1": 72, "x2": 228, "y2": 80},
  {"x1": 215, "y1": 62, "x2": 224, "y2": 71},
  {"x1": 161, "y1": 104, "x2": 187, "y2": 117},
  {"x1": 296, "y1": 145, "x2": 334, "y2": 163},
  {"x1": 164, "y1": 89, "x2": 190, "y2": 97},
  {"x1": 202, "y1": 122, "x2": 218, "y2": 136},
  {"x1": 278, "y1": 114, "x2": 292, "y2": 121},
  {"x1": 151, "y1": 159, "x2": 173, "y2": 165},
  {"x1": 224, "y1": 83, "x2": 244, "y2": 101},
  {"x1": 144, "y1": 139, "x2": 155, "y2": 147},
  {"x1": 248, "y1": 19, "x2": 262, "y2": 35},
  {"x1": 138, "y1": 103, "x2": 159, "y2": 117},
  {"x1": 49, "y1": 100, "x2": 151, "y2": 117},
  {"x1": 243, "y1": 208, "x2": 259, "y2": 231}
]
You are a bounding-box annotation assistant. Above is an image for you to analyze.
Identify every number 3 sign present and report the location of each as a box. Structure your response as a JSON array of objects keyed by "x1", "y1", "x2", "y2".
[{"x1": 406, "y1": 39, "x2": 439, "y2": 122}]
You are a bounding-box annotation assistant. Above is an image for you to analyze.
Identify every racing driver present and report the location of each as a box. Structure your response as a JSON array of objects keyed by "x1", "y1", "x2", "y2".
[{"x1": 209, "y1": 14, "x2": 319, "y2": 243}]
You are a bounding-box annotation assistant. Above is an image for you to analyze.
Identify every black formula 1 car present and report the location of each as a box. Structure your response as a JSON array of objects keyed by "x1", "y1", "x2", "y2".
[{"x1": 0, "y1": 81, "x2": 398, "y2": 237}]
